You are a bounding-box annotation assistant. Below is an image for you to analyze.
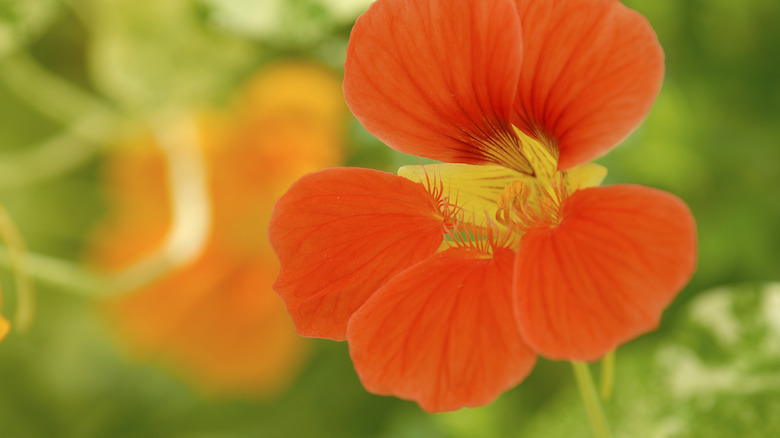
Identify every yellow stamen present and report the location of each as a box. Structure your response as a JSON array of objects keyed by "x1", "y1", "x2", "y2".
[
  {"x1": 401, "y1": 125, "x2": 608, "y2": 250},
  {"x1": 492, "y1": 127, "x2": 607, "y2": 230},
  {"x1": 399, "y1": 163, "x2": 526, "y2": 230}
]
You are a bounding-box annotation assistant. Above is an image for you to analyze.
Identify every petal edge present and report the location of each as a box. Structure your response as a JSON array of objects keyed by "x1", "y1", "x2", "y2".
[{"x1": 349, "y1": 247, "x2": 537, "y2": 412}]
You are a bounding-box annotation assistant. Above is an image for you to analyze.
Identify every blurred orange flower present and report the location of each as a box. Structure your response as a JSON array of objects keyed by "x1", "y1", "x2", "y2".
[
  {"x1": 90, "y1": 61, "x2": 347, "y2": 396},
  {"x1": 0, "y1": 291, "x2": 9, "y2": 342}
]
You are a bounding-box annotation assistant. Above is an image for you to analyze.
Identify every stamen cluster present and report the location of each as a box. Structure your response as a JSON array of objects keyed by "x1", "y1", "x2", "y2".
[{"x1": 495, "y1": 175, "x2": 568, "y2": 231}]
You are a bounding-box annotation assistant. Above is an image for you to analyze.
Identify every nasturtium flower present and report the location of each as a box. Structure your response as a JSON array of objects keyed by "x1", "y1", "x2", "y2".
[
  {"x1": 92, "y1": 61, "x2": 347, "y2": 396},
  {"x1": 269, "y1": 0, "x2": 697, "y2": 412}
]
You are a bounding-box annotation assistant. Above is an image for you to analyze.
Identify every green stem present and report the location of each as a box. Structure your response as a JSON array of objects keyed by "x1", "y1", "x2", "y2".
[
  {"x1": 0, "y1": 245, "x2": 103, "y2": 296},
  {"x1": 572, "y1": 362, "x2": 612, "y2": 438},
  {"x1": 102, "y1": 115, "x2": 211, "y2": 294},
  {"x1": 0, "y1": 115, "x2": 211, "y2": 298},
  {"x1": 600, "y1": 350, "x2": 616, "y2": 400},
  {"x1": 0, "y1": 113, "x2": 112, "y2": 188},
  {"x1": 0, "y1": 52, "x2": 113, "y2": 127},
  {"x1": 0, "y1": 53, "x2": 123, "y2": 187},
  {"x1": 0, "y1": 207, "x2": 35, "y2": 332}
]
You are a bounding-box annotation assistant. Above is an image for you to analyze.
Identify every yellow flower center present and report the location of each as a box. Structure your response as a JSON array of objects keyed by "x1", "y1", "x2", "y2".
[{"x1": 398, "y1": 126, "x2": 607, "y2": 252}]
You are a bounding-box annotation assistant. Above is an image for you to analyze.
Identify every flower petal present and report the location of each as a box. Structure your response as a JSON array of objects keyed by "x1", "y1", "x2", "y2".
[
  {"x1": 564, "y1": 162, "x2": 608, "y2": 191},
  {"x1": 513, "y1": 185, "x2": 697, "y2": 361},
  {"x1": 269, "y1": 168, "x2": 445, "y2": 340},
  {"x1": 344, "y1": 0, "x2": 532, "y2": 173},
  {"x1": 512, "y1": 0, "x2": 664, "y2": 169},
  {"x1": 348, "y1": 247, "x2": 537, "y2": 412}
]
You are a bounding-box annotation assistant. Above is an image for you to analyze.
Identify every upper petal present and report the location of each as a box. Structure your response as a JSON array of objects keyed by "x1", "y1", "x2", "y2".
[
  {"x1": 268, "y1": 168, "x2": 445, "y2": 340},
  {"x1": 512, "y1": 0, "x2": 664, "y2": 169},
  {"x1": 344, "y1": 0, "x2": 532, "y2": 172},
  {"x1": 348, "y1": 247, "x2": 537, "y2": 412},
  {"x1": 513, "y1": 185, "x2": 697, "y2": 361}
]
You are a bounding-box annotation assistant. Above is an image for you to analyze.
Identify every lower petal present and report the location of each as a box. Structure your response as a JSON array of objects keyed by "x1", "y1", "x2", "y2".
[
  {"x1": 269, "y1": 168, "x2": 445, "y2": 340},
  {"x1": 348, "y1": 247, "x2": 537, "y2": 412},
  {"x1": 513, "y1": 185, "x2": 697, "y2": 361}
]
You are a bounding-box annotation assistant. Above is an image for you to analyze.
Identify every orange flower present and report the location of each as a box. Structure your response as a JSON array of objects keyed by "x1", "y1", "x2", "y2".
[
  {"x1": 269, "y1": 0, "x2": 697, "y2": 412},
  {"x1": 0, "y1": 290, "x2": 9, "y2": 342},
  {"x1": 92, "y1": 61, "x2": 347, "y2": 396}
]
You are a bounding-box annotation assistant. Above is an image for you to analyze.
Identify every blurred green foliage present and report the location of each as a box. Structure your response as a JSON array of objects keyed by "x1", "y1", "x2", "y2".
[
  {"x1": 523, "y1": 283, "x2": 780, "y2": 438},
  {"x1": 0, "y1": 0, "x2": 61, "y2": 57},
  {"x1": 87, "y1": 0, "x2": 255, "y2": 113},
  {"x1": 0, "y1": 0, "x2": 778, "y2": 437}
]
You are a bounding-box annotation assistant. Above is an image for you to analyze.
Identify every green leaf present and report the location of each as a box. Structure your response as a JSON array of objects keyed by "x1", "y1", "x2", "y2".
[{"x1": 0, "y1": 0, "x2": 61, "y2": 57}]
